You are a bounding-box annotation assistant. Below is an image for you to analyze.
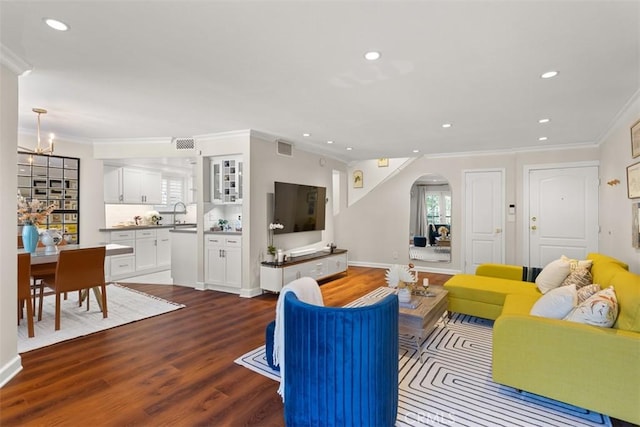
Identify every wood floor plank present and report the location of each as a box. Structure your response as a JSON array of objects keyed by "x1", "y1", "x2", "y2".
[{"x1": 2, "y1": 267, "x2": 628, "y2": 426}]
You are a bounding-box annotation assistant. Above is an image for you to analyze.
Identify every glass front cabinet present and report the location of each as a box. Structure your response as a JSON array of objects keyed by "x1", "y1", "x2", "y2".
[{"x1": 17, "y1": 152, "x2": 80, "y2": 243}]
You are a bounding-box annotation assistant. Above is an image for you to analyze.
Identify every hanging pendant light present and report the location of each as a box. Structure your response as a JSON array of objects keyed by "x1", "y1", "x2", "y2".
[{"x1": 29, "y1": 107, "x2": 55, "y2": 155}]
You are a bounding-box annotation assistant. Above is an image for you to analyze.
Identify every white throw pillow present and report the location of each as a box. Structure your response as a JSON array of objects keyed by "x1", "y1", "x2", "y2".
[
  {"x1": 530, "y1": 284, "x2": 577, "y2": 319},
  {"x1": 535, "y1": 258, "x2": 571, "y2": 294},
  {"x1": 564, "y1": 286, "x2": 619, "y2": 328}
]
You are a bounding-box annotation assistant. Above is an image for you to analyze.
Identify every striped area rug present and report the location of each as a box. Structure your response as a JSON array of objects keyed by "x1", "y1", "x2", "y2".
[{"x1": 236, "y1": 303, "x2": 610, "y2": 426}]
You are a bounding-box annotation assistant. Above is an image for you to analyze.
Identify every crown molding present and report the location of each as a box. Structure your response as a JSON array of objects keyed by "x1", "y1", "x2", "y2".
[
  {"x1": 595, "y1": 87, "x2": 640, "y2": 145},
  {"x1": 194, "y1": 129, "x2": 251, "y2": 141},
  {"x1": 92, "y1": 136, "x2": 173, "y2": 145},
  {"x1": 0, "y1": 44, "x2": 32, "y2": 76},
  {"x1": 423, "y1": 141, "x2": 599, "y2": 159}
]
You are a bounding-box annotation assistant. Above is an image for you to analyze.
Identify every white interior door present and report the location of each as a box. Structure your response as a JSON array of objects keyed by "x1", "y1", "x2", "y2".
[
  {"x1": 527, "y1": 165, "x2": 599, "y2": 267},
  {"x1": 464, "y1": 170, "x2": 504, "y2": 273}
]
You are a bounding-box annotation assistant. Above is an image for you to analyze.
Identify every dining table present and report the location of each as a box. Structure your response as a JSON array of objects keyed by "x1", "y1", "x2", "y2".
[
  {"x1": 19, "y1": 243, "x2": 134, "y2": 312},
  {"x1": 19, "y1": 243, "x2": 133, "y2": 264}
]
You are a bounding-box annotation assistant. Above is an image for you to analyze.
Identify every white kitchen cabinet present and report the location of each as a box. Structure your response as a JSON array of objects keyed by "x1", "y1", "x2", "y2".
[
  {"x1": 260, "y1": 250, "x2": 348, "y2": 293},
  {"x1": 135, "y1": 229, "x2": 157, "y2": 271},
  {"x1": 104, "y1": 166, "x2": 161, "y2": 204},
  {"x1": 210, "y1": 156, "x2": 243, "y2": 204},
  {"x1": 122, "y1": 168, "x2": 162, "y2": 204},
  {"x1": 156, "y1": 228, "x2": 171, "y2": 267},
  {"x1": 205, "y1": 234, "x2": 242, "y2": 289},
  {"x1": 107, "y1": 230, "x2": 136, "y2": 280},
  {"x1": 104, "y1": 165, "x2": 123, "y2": 203},
  {"x1": 106, "y1": 227, "x2": 172, "y2": 281}
]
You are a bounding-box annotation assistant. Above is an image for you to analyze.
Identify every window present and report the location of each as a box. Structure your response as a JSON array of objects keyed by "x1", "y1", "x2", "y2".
[
  {"x1": 161, "y1": 176, "x2": 185, "y2": 207},
  {"x1": 426, "y1": 191, "x2": 451, "y2": 225}
]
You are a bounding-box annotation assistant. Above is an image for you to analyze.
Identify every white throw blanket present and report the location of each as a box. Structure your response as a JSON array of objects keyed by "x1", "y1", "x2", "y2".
[{"x1": 272, "y1": 276, "x2": 324, "y2": 401}]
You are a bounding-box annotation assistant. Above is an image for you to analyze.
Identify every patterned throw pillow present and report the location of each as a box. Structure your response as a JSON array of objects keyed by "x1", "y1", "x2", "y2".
[
  {"x1": 576, "y1": 284, "x2": 600, "y2": 304},
  {"x1": 561, "y1": 255, "x2": 593, "y2": 271},
  {"x1": 564, "y1": 286, "x2": 618, "y2": 328},
  {"x1": 561, "y1": 268, "x2": 593, "y2": 289}
]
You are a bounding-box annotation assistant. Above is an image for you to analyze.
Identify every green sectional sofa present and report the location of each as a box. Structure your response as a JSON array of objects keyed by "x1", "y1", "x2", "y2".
[{"x1": 443, "y1": 253, "x2": 640, "y2": 425}]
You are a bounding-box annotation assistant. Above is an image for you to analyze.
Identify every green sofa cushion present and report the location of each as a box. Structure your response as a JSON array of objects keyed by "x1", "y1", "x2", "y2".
[
  {"x1": 476, "y1": 264, "x2": 523, "y2": 281},
  {"x1": 444, "y1": 274, "x2": 539, "y2": 306},
  {"x1": 587, "y1": 253, "x2": 629, "y2": 285},
  {"x1": 610, "y1": 270, "x2": 640, "y2": 332}
]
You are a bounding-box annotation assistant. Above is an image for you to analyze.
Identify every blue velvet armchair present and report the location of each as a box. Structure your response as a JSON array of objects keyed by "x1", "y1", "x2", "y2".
[{"x1": 283, "y1": 292, "x2": 399, "y2": 426}]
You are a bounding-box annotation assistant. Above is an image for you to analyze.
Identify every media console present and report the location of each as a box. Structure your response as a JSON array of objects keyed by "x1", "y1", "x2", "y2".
[{"x1": 260, "y1": 249, "x2": 348, "y2": 293}]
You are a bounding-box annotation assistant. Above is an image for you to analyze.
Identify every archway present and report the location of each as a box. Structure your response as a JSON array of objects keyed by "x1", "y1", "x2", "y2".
[{"x1": 409, "y1": 174, "x2": 451, "y2": 263}]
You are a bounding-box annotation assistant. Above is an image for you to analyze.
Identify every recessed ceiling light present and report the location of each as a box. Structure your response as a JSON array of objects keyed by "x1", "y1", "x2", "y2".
[
  {"x1": 327, "y1": 140, "x2": 334, "y2": 144},
  {"x1": 303, "y1": 133, "x2": 311, "y2": 137},
  {"x1": 538, "y1": 136, "x2": 548, "y2": 141},
  {"x1": 44, "y1": 18, "x2": 69, "y2": 31},
  {"x1": 540, "y1": 70, "x2": 558, "y2": 79},
  {"x1": 364, "y1": 51, "x2": 381, "y2": 61},
  {"x1": 413, "y1": 149, "x2": 420, "y2": 153},
  {"x1": 442, "y1": 123, "x2": 452, "y2": 128},
  {"x1": 538, "y1": 118, "x2": 551, "y2": 124},
  {"x1": 346, "y1": 147, "x2": 353, "y2": 151}
]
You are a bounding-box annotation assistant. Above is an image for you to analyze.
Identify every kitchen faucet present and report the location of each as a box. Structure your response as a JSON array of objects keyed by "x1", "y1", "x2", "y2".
[{"x1": 173, "y1": 201, "x2": 187, "y2": 224}]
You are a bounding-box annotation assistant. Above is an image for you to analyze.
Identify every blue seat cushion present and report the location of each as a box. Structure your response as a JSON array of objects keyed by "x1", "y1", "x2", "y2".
[{"x1": 265, "y1": 320, "x2": 280, "y2": 371}]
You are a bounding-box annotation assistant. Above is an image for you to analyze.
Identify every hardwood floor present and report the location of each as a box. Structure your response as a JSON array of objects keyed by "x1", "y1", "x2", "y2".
[{"x1": 1, "y1": 268, "x2": 631, "y2": 426}]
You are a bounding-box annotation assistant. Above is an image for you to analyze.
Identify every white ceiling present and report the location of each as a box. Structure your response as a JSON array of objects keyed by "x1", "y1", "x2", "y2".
[{"x1": 2, "y1": 1, "x2": 639, "y2": 162}]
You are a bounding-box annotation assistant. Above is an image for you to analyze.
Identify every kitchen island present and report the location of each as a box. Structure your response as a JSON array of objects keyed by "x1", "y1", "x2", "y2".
[{"x1": 170, "y1": 228, "x2": 242, "y2": 292}]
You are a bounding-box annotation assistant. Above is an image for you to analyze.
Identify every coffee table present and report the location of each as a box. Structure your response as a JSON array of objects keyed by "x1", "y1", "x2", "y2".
[
  {"x1": 398, "y1": 286, "x2": 448, "y2": 362},
  {"x1": 344, "y1": 286, "x2": 449, "y2": 362}
]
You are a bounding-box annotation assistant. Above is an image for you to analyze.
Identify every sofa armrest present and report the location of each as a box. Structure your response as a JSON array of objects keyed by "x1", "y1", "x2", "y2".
[
  {"x1": 493, "y1": 313, "x2": 640, "y2": 424},
  {"x1": 475, "y1": 263, "x2": 523, "y2": 281}
]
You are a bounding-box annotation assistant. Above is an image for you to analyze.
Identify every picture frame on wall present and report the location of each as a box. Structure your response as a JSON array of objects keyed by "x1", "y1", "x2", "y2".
[
  {"x1": 353, "y1": 170, "x2": 363, "y2": 188},
  {"x1": 627, "y1": 162, "x2": 640, "y2": 198},
  {"x1": 633, "y1": 203, "x2": 640, "y2": 248},
  {"x1": 632, "y1": 119, "x2": 640, "y2": 158}
]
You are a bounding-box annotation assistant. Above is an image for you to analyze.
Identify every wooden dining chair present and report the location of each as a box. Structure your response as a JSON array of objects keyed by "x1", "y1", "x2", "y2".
[
  {"x1": 18, "y1": 253, "x2": 35, "y2": 338},
  {"x1": 42, "y1": 246, "x2": 107, "y2": 331}
]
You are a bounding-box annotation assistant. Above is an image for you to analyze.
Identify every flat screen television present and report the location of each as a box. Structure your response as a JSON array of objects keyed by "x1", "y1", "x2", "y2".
[{"x1": 274, "y1": 181, "x2": 326, "y2": 234}]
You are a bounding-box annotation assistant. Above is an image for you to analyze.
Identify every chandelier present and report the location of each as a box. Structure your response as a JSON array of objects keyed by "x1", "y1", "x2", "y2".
[{"x1": 30, "y1": 108, "x2": 55, "y2": 155}]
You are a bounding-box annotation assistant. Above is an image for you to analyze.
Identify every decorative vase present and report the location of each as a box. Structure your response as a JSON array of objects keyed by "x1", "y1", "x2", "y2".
[
  {"x1": 41, "y1": 229, "x2": 62, "y2": 253},
  {"x1": 22, "y1": 224, "x2": 39, "y2": 253},
  {"x1": 397, "y1": 288, "x2": 412, "y2": 304}
]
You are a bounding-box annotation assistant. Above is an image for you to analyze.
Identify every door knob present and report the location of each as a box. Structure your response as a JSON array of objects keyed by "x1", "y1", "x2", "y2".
[
  {"x1": 531, "y1": 216, "x2": 537, "y2": 221},
  {"x1": 495, "y1": 228, "x2": 502, "y2": 233},
  {"x1": 531, "y1": 225, "x2": 537, "y2": 230}
]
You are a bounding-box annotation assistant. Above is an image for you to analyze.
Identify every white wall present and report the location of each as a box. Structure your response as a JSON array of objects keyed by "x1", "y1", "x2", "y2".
[
  {"x1": 335, "y1": 145, "x2": 600, "y2": 272},
  {"x1": 598, "y1": 91, "x2": 640, "y2": 273},
  {"x1": 0, "y1": 64, "x2": 21, "y2": 387},
  {"x1": 249, "y1": 134, "x2": 346, "y2": 290}
]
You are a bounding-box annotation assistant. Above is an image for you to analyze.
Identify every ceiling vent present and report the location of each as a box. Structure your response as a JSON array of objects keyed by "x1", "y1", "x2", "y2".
[
  {"x1": 173, "y1": 137, "x2": 195, "y2": 150},
  {"x1": 277, "y1": 139, "x2": 293, "y2": 157}
]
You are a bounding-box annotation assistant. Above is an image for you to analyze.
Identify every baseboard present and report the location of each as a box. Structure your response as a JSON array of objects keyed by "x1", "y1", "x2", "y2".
[
  {"x1": 239, "y1": 287, "x2": 264, "y2": 298},
  {"x1": 0, "y1": 355, "x2": 22, "y2": 388}
]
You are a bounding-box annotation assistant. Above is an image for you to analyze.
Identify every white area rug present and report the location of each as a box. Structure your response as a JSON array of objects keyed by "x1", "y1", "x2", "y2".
[
  {"x1": 18, "y1": 284, "x2": 185, "y2": 353},
  {"x1": 236, "y1": 310, "x2": 611, "y2": 427}
]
